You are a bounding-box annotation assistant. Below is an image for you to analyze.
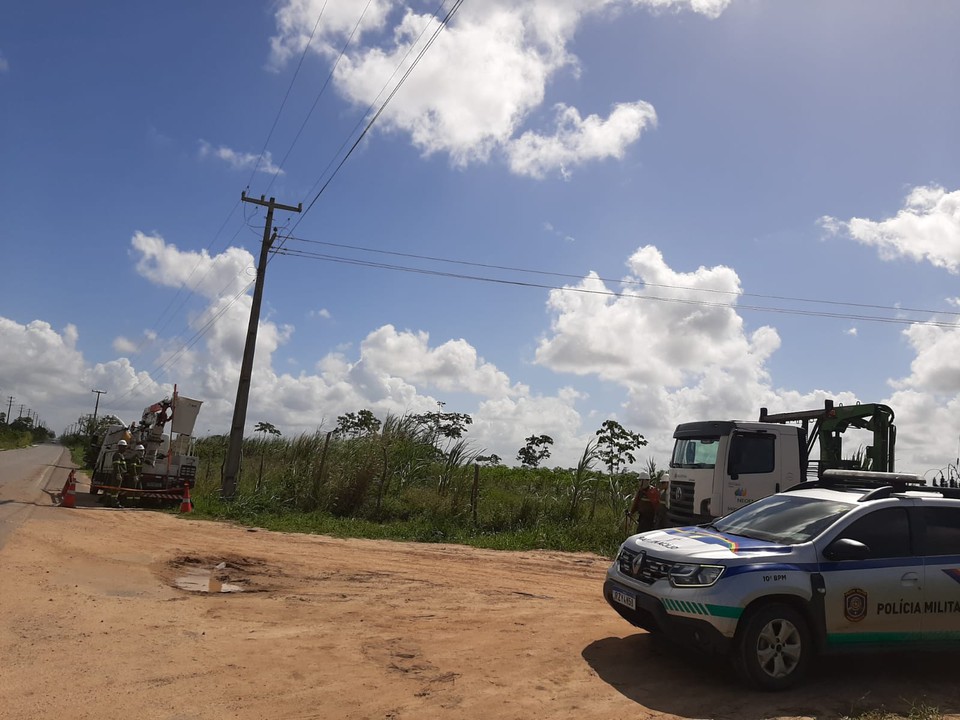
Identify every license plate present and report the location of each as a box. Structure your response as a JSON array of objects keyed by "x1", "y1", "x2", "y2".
[{"x1": 612, "y1": 588, "x2": 636, "y2": 610}]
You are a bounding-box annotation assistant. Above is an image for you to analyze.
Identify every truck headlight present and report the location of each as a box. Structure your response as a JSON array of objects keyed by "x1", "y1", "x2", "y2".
[{"x1": 668, "y1": 563, "x2": 725, "y2": 588}]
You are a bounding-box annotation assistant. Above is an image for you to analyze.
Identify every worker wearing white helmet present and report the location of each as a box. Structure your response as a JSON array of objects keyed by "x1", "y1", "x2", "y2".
[
  {"x1": 110, "y1": 439, "x2": 129, "y2": 507},
  {"x1": 130, "y1": 444, "x2": 145, "y2": 489}
]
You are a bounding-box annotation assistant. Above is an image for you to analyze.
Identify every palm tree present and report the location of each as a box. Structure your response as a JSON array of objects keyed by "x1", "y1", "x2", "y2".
[{"x1": 254, "y1": 421, "x2": 281, "y2": 493}]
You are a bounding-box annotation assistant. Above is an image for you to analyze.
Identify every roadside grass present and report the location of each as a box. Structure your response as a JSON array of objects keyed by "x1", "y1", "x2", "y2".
[
  {"x1": 182, "y1": 429, "x2": 634, "y2": 557},
  {"x1": 190, "y1": 497, "x2": 623, "y2": 554}
]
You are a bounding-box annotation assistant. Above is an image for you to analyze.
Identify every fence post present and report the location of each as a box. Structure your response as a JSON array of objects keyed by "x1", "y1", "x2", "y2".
[{"x1": 470, "y1": 463, "x2": 480, "y2": 525}]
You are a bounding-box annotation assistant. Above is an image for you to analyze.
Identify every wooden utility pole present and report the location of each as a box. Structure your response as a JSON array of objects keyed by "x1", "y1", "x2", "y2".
[
  {"x1": 91, "y1": 389, "x2": 106, "y2": 428},
  {"x1": 221, "y1": 192, "x2": 302, "y2": 500}
]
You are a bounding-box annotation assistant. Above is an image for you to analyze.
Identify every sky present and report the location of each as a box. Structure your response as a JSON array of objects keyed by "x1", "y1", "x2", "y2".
[{"x1": 2, "y1": 0, "x2": 960, "y2": 477}]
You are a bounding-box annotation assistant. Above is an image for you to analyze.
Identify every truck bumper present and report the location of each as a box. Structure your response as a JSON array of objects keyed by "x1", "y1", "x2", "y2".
[{"x1": 603, "y1": 579, "x2": 730, "y2": 655}]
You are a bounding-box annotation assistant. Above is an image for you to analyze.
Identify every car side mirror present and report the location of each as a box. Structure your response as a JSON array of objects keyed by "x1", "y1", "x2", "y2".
[{"x1": 823, "y1": 538, "x2": 870, "y2": 561}]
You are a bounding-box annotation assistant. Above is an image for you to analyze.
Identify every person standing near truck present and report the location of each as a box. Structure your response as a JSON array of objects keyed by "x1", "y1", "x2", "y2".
[
  {"x1": 110, "y1": 439, "x2": 129, "y2": 507},
  {"x1": 627, "y1": 473, "x2": 658, "y2": 533},
  {"x1": 129, "y1": 444, "x2": 145, "y2": 490}
]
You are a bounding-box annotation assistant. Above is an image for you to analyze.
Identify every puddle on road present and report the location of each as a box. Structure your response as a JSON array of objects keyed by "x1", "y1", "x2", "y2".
[
  {"x1": 173, "y1": 560, "x2": 245, "y2": 593},
  {"x1": 174, "y1": 565, "x2": 244, "y2": 593},
  {"x1": 166, "y1": 554, "x2": 279, "y2": 594}
]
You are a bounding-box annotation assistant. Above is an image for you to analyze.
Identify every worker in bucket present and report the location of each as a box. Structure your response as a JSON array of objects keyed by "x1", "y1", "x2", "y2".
[{"x1": 110, "y1": 439, "x2": 129, "y2": 507}]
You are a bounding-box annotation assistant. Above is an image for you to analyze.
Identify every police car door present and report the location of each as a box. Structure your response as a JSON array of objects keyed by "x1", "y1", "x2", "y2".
[
  {"x1": 919, "y1": 504, "x2": 960, "y2": 643},
  {"x1": 818, "y1": 505, "x2": 921, "y2": 647}
]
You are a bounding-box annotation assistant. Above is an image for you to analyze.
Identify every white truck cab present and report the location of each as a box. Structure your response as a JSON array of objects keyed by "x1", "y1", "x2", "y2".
[
  {"x1": 668, "y1": 421, "x2": 804, "y2": 525},
  {"x1": 667, "y1": 400, "x2": 896, "y2": 526}
]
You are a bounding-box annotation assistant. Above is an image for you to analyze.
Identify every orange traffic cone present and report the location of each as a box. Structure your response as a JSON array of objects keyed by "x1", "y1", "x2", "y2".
[
  {"x1": 180, "y1": 482, "x2": 193, "y2": 513},
  {"x1": 62, "y1": 470, "x2": 77, "y2": 509}
]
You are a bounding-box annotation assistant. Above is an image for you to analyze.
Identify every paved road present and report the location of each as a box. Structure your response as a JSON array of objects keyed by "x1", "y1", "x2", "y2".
[{"x1": 0, "y1": 443, "x2": 72, "y2": 549}]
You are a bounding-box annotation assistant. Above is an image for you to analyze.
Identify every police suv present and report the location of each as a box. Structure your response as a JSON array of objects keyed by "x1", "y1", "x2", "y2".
[{"x1": 603, "y1": 469, "x2": 960, "y2": 689}]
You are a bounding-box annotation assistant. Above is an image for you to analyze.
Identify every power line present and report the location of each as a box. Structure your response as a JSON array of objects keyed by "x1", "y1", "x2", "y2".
[
  {"x1": 249, "y1": 1, "x2": 330, "y2": 186},
  {"x1": 278, "y1": 233, "x2": 960, "y2": 319},
  {"x1": 263, "y1": 0, "x2": 372, "y2": 198},
  {"x1": 292, "y1": 0, "x2": 466, "y2": 226},
  {"x1": 271, "y1": 245, "x2": 960, "y2": 329}
]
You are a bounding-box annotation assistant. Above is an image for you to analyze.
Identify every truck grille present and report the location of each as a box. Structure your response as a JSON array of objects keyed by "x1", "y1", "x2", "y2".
[
  {"x1": 666, "y1": 479, "x2": 696, "y2": 525},
  {"x1": 617, "y1": 547, "x2": 674, "y2": 585}
]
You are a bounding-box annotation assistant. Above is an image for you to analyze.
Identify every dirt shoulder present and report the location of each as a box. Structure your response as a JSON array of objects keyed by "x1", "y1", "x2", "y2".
[{"x1": 1, "y1": 474, "x2": 957, "y2": 720}]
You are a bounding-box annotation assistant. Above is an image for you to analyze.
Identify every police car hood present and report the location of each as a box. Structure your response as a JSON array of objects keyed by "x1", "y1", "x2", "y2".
[{"x1": 630, "y1": 526, "x2": 790, "y2": 561}]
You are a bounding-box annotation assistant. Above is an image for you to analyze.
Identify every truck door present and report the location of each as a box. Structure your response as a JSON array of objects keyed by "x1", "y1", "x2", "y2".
[
  {"x1": 722, "y1": 431, "x2": 779, "y2": 515},
  {"x1": 919, "y1": 505, "x2": 960, "y2": 643},
  {"x1": 819, "y1": 506, "x2": 921, "y2": 647}
]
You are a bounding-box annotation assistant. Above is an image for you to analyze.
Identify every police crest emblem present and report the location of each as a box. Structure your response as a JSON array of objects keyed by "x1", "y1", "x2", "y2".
[{"x1": 844, "y1": 588, "x2": 868, "y2": 622}]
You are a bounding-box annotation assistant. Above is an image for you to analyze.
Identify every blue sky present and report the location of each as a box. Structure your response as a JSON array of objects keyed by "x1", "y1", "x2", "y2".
[{"x1": 2, "y1": 0, "x2": 960, "y2": 475}]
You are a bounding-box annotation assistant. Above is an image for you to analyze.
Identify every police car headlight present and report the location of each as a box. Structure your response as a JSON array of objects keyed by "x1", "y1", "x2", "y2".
[{"x1": 668, "y1": 563, "x2": 725, "y2": 588}]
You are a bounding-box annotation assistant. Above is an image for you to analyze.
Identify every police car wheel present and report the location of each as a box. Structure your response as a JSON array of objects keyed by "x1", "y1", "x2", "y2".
[{"x1": 734, "y1": 603, "x2": 811, "y2": 691}]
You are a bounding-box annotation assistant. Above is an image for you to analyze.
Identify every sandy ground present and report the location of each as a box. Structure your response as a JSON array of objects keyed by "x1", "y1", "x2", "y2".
[{"x1": 1, "y1": 462, "x2": 959, "y2": 719}]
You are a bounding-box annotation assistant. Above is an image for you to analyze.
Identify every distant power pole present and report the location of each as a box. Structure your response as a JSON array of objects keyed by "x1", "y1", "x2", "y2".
[
  {"x1": 5, "y1": 396, "x2": 13, "y2": 422},
  {"x1": 221, "y1": 192, "x2": 302, "y2": 500},
  {"x1": 91, "y1": 389, "x2": 106, "y2": 428}
]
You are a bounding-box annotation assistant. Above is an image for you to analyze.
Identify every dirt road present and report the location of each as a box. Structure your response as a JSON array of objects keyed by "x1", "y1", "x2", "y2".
[{"x1": 1, "y1": 456, "x2": 958, "y2": 719}]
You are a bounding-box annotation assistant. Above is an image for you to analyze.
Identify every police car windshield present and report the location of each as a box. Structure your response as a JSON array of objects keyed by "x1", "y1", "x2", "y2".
[{"x1": 712, "y1": 495, "x2": 854, "y2": 545}]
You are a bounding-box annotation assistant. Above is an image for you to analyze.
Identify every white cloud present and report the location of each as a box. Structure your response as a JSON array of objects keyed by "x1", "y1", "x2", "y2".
[
  {"x1": 846, "y1": 327, "x2": 858, "y2": 336},
  {"x1": 821, "y1": 185, "x2": 960, "y2": 273},
  {"x1": 113, "y1": 336, "x2": 138, "y2": 354},
  {"x1": 269, "y1": 0, "x2": 727, "y2": 175},
  {"x1": 507, "y1": 101, "x2": 657, "y2": 178},
  {"x1": 198, "y1": 140, "x2": 285, "y2": 175},
  {"x1": 131, "y1": 231, "x2": 253, "y2": 300},
  {"x1": 309, "y1": 308, "x2": 332, "y2": 319},
  {"x1": 535, "y1": 245, "x2": 774, "y2": 388}
]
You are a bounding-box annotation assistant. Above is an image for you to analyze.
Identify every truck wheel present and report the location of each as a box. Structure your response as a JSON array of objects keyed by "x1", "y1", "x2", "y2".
[{"x1": 734, "y1": 603, "x2": 811, "y2": 690}]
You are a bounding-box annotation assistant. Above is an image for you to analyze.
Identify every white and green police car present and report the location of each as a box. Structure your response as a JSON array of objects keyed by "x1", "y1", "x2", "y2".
[{"x1": 603, "y1": 469, "x2": 960, "y2": 689}]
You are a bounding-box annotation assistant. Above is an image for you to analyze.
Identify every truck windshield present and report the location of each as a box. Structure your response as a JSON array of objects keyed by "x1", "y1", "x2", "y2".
[
  {"x1": 712, "y1": 495, "x2": 853, "y2": 545},
  {"x1": 671, "y1": 437, "x2": 719, "y2": 469}
]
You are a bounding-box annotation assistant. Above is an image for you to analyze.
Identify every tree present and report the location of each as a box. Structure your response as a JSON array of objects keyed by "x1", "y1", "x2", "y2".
[
  {"x1": 516, "y1": 434, "x2": 554, "y2": 468},
  {"x1": 411, "y1": 410, "x2": 473, "y2": 445},
  {"x1": 254, "y1": 421, "x2": 282, "y2": 493},
  {"x1": 10, "y1": 416, "x2": 34, "y2": 432},
  {"x1": 593, "y1": 420, "x2": 647, "y2": 519},
  {"x1": 334, "y1": 410, "x2": 382, "y2": 439},
  {"x1": 254, "y1": 421, "x2": 282, "y2": 438},
  {"x1": 475, "y1": 454, "x2": 502, "y2": 467},
  {"x1": 595, "y1": 420, "x2": 646, "y2": 475}
]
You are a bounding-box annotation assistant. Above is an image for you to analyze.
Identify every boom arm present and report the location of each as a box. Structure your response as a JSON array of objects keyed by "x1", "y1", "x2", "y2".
[{"x1": 759, "y1": 399, "x2": 896, "y2": 475}]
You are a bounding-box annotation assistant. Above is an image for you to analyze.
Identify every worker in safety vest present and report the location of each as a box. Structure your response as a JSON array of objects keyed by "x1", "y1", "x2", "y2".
[
  {"x1": 110, "y1": 439, "x2": 129, "y2": 507},
  {"x1": 130, "y1": 444, "x2": 145, "y2": 490}
]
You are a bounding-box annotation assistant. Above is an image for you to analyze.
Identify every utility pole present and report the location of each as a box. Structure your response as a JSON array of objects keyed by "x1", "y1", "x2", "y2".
[
  {"x1": 91, "y1": 389, "x2": 106, "y2": 430},
  {"x1": 5, "y1": 396, "x2": 12, "y2": 423},
  {"x1": 221, "y1": 192, "x2": 302, "y2": 500}
]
